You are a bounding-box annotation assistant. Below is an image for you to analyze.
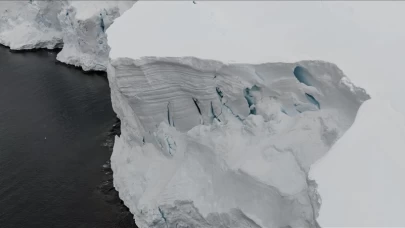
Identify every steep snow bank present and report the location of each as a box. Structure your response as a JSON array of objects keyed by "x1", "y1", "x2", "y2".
[
  {"x1": 0, "y1": 1, "x2": 134, "y2": 71},
  {"x1": 310, "y1": 99, "x2": 405, "y2": 227}
]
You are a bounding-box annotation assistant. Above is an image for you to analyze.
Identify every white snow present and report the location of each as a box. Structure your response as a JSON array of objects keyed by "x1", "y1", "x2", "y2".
[{"x1": 310, "y1": 99, "x2": 405, "y2": 227}]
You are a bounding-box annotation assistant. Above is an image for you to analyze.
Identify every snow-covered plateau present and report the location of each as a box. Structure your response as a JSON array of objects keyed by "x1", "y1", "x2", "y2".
[
  {"x1": 0, "y1": 1, "x2": 134, "y2": 71},
  {"x1": 106, "y1": 2, "x2": 370, "y2": 227}
]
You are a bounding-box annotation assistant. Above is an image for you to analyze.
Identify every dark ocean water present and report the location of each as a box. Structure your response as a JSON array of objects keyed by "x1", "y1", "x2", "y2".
[{"x1": 0, "y1": 45, "x2": 134, "y2": 228}]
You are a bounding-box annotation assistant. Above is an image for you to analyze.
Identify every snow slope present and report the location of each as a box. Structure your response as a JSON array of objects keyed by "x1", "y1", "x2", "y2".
[
  {"x1": 0, "y1": 1, "x2": 134, "y2": 71},
  {"x1": 106, "y1": 2, "x2": 369, "y2": 227},
  {"x1": 310, "y1": 99, "x2": 405, "y2": 227}
]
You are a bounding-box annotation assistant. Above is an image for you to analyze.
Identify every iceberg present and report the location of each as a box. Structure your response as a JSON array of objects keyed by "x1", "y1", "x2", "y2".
[
  {"x1": 0, "y1": 0, "x2": 134, "y2": 71},
  {"x1": 108, "y1": 58, "x2": 368, "y2": 228},
  {"x1": 106, "y1": 2, "x2": 369, "y2": 227}
]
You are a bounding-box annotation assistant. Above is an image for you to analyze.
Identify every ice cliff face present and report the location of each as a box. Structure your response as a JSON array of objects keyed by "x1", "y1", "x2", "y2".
[
  {"x1": 107, "y1": 57, "x2": 369, "y2": 228},
  {"x1": 0, "y1": 1, "x2": 134, "y2": 71}
]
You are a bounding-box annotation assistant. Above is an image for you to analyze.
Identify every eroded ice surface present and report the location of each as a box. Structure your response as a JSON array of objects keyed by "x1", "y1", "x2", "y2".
[{"x1": 0, "y1": 1, "x2": 134, "y2": 71}]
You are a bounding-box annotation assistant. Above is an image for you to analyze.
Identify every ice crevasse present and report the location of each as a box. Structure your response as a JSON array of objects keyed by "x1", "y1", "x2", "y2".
[
  {"x1": 0, "y1": 1, "x2": 135, "y2": 71},
  {"x1": 106, "y1": 2, "x2": 370, "y2": 227}
]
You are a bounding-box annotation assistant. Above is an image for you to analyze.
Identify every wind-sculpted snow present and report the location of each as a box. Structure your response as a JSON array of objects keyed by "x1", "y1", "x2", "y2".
[
  {"x1": 107, "y1": 57, "x2": 369, "y2": 228},
  {"x1": 0, "y1": 1, "x2": 134, "y2": 71}
]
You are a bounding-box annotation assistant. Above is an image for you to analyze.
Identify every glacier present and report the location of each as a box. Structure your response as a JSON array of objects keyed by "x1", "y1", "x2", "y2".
[
  {"x1": 106, "y1": 2, "x2": 370, "y2": 227},
  {"x1": 0, "y1": 0, "x2": 134, "y2": 71}
]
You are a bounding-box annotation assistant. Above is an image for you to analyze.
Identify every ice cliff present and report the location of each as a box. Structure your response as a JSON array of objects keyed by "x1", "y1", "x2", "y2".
[
  {"x1": 0, "y1": 1, "x2": 134, "y2": 71},
  {"x1": 106, "y1": 2, "x2": 370, "y2": 227}
]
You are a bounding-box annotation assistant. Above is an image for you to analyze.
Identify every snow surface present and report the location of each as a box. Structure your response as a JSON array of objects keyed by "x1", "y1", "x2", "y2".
[
  {"x1": 0, "y1": 1, "x2": 134, "y2": 71},
  {"x1": 310, "y1": 99, "x2": 405, "y2": 227}
]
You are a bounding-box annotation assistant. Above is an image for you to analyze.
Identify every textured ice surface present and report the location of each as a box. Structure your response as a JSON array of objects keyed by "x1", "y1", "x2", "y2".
[
  {"x1": 0, "y1": 1, "x2": 134, "y2": 71},
  {"x1": 107, "y1": 57, "x2": 369, "y2": 228},
  {"x1": 310, "y1": 99, "x2": 405, "y2": 227}
]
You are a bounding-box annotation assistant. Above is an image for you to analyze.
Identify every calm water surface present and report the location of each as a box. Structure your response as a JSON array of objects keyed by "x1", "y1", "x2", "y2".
[{"x1": 0, "y1": 45, "x2": 131, "y2": 228}]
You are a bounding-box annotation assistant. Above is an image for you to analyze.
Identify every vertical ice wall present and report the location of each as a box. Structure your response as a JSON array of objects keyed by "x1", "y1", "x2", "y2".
[{"x1": 107, "y1": 57, "x2": 369, "y2": 228}]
